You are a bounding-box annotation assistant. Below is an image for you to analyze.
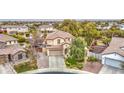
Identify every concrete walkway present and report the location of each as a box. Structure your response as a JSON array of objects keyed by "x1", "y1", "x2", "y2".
[{"x1": 0, "y1": 63, "x2": 16, "y2": 74}]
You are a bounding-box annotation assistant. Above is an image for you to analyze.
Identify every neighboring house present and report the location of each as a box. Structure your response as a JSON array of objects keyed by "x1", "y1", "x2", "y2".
[
  {"x1": 0, "y1": 25, "x2": 28, "y2": 34},
  {"x1": 0, "y1": 34, "x2": 28, "y2": 64},
  {"x1": 97, "y1": 25, "x2": 111, "y2": 31},
  {"x1": 119, "y1": 24, "x2": 124, "y2": 30},
  {"x1": 38, "y1": 25, "x2": 54, "y2": 33},
  {"x1": 88, "y1": 45, "x2": 107, "y2": 60},
  {"x1": 102, "y1": 37, "x2": 124, "y2": 69}
]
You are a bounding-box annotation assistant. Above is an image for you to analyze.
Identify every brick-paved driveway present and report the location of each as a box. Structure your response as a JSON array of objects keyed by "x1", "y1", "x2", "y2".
[{"x1": 83, "y1": 62, "x2": 103, "y2": 73}]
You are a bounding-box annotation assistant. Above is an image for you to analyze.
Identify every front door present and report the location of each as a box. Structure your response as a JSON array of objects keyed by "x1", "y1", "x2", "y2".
[{"x1": 8, "y1": 54, "x2": 12, "y2": 62}]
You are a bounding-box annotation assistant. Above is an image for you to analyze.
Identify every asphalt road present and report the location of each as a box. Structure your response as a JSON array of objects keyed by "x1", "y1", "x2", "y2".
[{"x1": 99, "y1": 65, "x2": 124, "y2": 74}]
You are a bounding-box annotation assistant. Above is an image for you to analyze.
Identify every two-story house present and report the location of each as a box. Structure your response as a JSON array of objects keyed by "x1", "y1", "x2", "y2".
[
  {"x1": 102, "y1": 37, "x2": 124, "y2": 69},
  {"x1": 0, "y1": 34, "x2": 28, "y2": 64},
  {"x1": 43, "y1": 30, "x2": 74, "y2": 68},
  {"x1": 38, "y1": 25, "x2": 54, "y2": 33},
  {"x1": 0, "y1": 25, "x2": 28, "y2": 34},
  {"x1": 44, "y1": 30, "x2": 74, "y2": 56}
]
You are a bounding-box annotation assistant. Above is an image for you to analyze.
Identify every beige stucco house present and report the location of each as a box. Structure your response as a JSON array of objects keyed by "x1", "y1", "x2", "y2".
[
  {"x1": 44, "y1": 30, "x2": 74, "y2": 56},
  {"x1": 0, "y1": 34, "x2": 28, "y2": 64}
]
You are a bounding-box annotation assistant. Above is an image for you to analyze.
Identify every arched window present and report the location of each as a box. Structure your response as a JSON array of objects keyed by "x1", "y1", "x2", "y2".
[{"x1": 57, "y1": 39, "x2": 61, "y2": 44}]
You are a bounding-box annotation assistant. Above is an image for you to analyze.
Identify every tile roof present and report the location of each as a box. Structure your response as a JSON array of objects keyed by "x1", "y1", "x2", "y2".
[
  {"x1": 46, "y1": 30, "x2": 74, "y2": 40},
  {"x1": 90, "y1": 45, "x2": 108, "y2": 54},
  {"x1": 0, "y1": 44, "x2": 25, "y2": 55},
  {"x1": 0, "y1": 34, "x2": 17, "y2": 42},
  {"x1": 102, "y1": 37, "x2": 124, "y2": 56}
]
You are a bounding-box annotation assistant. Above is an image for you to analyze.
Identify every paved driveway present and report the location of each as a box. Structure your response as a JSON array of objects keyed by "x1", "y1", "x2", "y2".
[
  {"x1": 49, "y1": 56, "x2": 66, "y2": 68},
  {"x1": 37, "y1": 53, "x2": 49, "y2": 69},
  {"x1": 99, "y1": 65, "x2": 124, "y2": 74},
  {"x1": 0, "y1": 63, "x2": 16, "y2": 74}
]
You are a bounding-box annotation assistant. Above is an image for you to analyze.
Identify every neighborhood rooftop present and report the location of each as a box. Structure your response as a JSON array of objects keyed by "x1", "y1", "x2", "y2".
[
  {"x1": 39, "y1": 25, "x2": 53, "y2": 28},
  {"x1": 90, "y1": 45, "x2": 108, "y2": 54},
  {"x1": 0, "y1": 34, "x2": 17, "y2": 42},
  {"x1": 102, "y1": 37, "x2": 124, "y2": 56},
  {"x1": 0, "y1": 25, "x2": 28, "y2": 28},
  {"x1": 0, "y1": 45, "x2": 25, "y2": 55},
  {"x1": 46, "y1": 30, "x2": 74, "y2": 40}
]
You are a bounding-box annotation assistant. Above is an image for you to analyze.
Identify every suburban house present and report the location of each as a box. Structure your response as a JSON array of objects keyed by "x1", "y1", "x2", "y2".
[
  {"x1": 97, "y1": 25, "x2": 111, "y2": 31},
  {"x1": 38, "y1": 25, "x2": 55, "y2": 33},
  {"x1": 119, "y1": 24, "x2": 124, "y2": 30},
  {"x1": 102, "y1": 37, "x2": 124, "y2": 69},
  {"x1": 44, "y1": 30, "x2": 74, "y2": 56},
  {"x1": 42, "y1": 30, "x2": 74, "y2": 68},
  {"x1": 0, "y1": 34, "x2": 28, "y2": 64},
  {"x1": 0, "y1": 25, "x2": 28, "y2": 34}
]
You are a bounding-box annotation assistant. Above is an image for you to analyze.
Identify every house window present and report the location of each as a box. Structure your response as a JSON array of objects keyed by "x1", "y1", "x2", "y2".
[
  {"x1": 65, "y1": 48, "x2": 68, "y2": 55},
  {"x1": 8, "y1": 54, "x2": 12, "y2": 62},
  {"x1": 18, "y1": 54, "x2": 23, "y2": 60},
  {"x1": 57, "y1": 39, "x2": 61, "y2": 44}
]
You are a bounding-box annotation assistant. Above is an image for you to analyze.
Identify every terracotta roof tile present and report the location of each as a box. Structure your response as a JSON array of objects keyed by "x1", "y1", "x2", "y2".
[
  {"x1": 46, "y1": 30, "x2": 74, "y2": 40},
  {"x1": 0, "y1": 45, "x2": 25, "y2": 55}
]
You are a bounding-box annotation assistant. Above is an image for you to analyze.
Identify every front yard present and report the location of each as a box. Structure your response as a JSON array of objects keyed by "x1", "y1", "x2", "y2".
[
  {"x1": 65, "y1": 56, "x2": 103, "y2": 73},
  {"x1": 14, "y1": 60, "x2": 38, "y2": 73}
]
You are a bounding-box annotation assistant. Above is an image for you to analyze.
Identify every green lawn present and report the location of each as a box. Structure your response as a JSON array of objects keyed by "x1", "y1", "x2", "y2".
[
  {"x1": 14, "y1": 61, "x2": 38, "y2": 73},
  {"x1": 65, "y1": 60, "x2": 83, "y2": 70}
]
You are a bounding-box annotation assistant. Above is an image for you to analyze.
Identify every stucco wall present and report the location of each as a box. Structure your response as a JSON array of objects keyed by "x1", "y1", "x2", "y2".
[
  {"x1": 6, "y1": 40, "x2": 18, "y2": 45},
  {"x1": 13, "y1": 51, "x2": 27, "y2": 63},
  {"x1": 53, "y1": 38, "x2": 65, "y2": 45},
  {"x1": 0, "y1": 42, "x2": 6, "y2": 48}
]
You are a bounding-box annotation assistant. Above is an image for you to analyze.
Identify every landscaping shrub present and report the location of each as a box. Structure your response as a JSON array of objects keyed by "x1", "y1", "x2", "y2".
[
  {"x1": 14, "y1": 61, "x2": 38, "y2": 73},
  {"x1": 88, "y1": 56, "x2": 98, "y2": 62}
]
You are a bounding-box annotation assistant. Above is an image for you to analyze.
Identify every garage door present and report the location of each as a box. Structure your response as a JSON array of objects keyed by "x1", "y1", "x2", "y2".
[{"x1": 105, "y1": 58, "x2": 122, "y2": 69}]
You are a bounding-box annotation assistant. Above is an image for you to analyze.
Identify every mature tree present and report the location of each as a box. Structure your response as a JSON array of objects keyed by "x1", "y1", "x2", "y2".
[
  {"x1": 69, "y1": 37, "x2": 87, "y2": 62},
  {"x1": 81, "y1": 22, "x2": 101, "y2": 46}
]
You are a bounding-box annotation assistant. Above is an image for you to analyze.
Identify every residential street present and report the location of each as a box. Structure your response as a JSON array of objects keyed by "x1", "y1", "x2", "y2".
[{"x1": 99, "y1": 65, "x2": 124, "y2": 74}]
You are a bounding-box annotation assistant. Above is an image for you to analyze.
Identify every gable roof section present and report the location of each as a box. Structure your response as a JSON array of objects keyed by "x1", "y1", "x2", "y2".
[
  {"x1": 46, "y1": 30, "x2": 74, "y2": 40},
  {"x1": 0, "y1": 34, "x2": 17, "y2": 42},
  {"x1": 0, "y1": 45, "x2": 25, "y2": 55},
  {"x1": 102, "y1": 37, "x2": 124, "y2": 56},
  {"x1": 90, "y1": 45, "x2": 108, "y2": 54}
]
